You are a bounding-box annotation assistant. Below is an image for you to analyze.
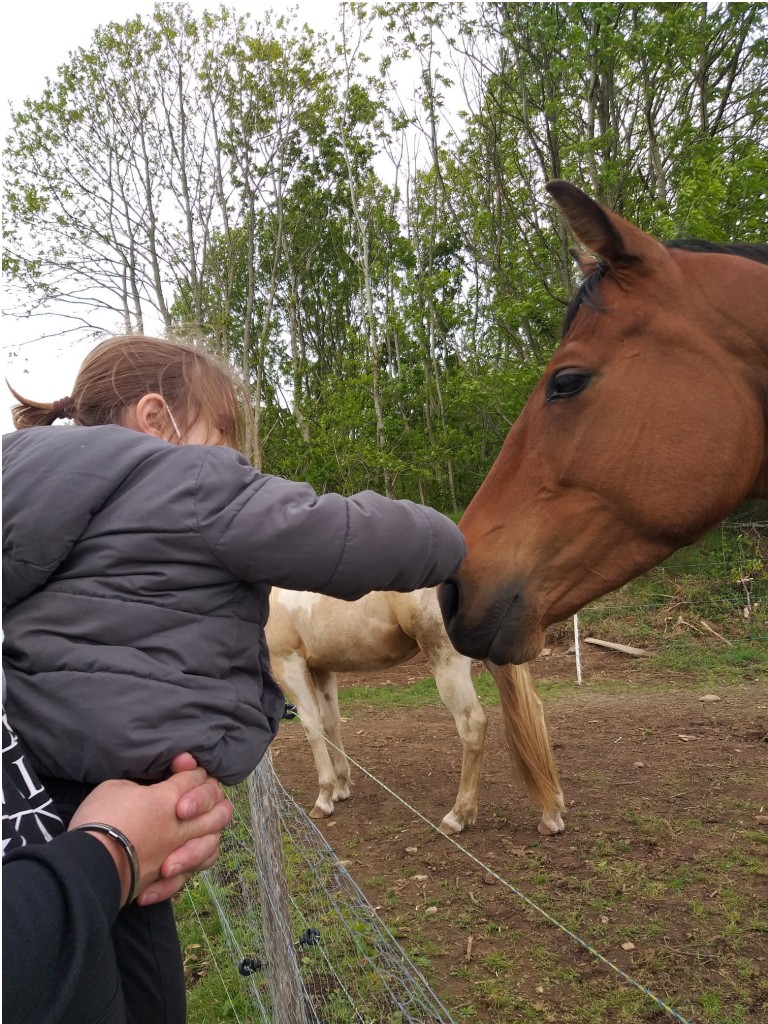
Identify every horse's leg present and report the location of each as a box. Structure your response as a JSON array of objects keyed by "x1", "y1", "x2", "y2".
[
  {"x1": 486, "y1": 661, "x2": 566, "y2": 835},
  {"x1": 430, "y1": 654, "x2": 487, "y2": 835},
  {"x1": 275, "y1": 654, "x2": 340, "y2": 818},
  {"x1": 313, "y1": 670, "x2": 352, "y2": 803}
]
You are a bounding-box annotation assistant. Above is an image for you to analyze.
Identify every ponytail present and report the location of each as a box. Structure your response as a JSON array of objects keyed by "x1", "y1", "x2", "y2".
[{"x1": 8, "y1": 386, "x2": 74, "y2": 430}]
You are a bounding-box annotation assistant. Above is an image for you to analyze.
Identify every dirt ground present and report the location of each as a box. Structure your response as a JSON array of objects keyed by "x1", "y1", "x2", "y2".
[{"x1": 271, "y1": 643, "x2": 768, "y2": 1023}]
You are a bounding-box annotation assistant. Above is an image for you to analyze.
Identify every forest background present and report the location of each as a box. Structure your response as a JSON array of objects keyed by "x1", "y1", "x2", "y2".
[{"x1": 4, "y1": 1, "x2": 768, "y2": 514}]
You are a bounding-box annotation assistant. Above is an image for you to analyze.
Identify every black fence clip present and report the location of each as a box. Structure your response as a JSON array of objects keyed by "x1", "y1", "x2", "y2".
[
  {"x1": 238, "y1": 957, "x2": 263, "y2": 976},
  {"x1": 298, "y1": 927, "x2": 321, "y2": 948}
]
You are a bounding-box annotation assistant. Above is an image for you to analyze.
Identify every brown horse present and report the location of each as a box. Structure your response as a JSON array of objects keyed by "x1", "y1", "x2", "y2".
[
  {"x1": 266, "y1": 587, "x2": 565, "y2": 835},
  {"x1": 440, "y1": 180, "x2": 768, "y2": 665}
]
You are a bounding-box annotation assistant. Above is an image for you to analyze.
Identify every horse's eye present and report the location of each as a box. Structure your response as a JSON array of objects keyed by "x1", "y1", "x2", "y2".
[{"x1": 546, "y1": 369, "x2": 591, "y2": 401}]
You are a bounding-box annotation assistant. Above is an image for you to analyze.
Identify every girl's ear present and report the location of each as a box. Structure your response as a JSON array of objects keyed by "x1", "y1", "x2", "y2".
[{"x1": 132, "y1": 393, "x2": 174, "y2": 439}]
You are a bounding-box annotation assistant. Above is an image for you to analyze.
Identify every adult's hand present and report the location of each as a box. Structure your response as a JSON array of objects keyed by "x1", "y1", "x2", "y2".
[
  {"x1": 68, "y1": 758, "x2": 233, "y2": 907},
  {"x1": 139, "y1": 753, "x2": 233, "y2": 905}
]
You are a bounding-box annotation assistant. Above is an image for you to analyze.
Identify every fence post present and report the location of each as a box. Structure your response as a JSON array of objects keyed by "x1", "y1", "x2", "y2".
[
  {"x1": 573, "y1": 614, "x2": 583, "y2": 685},
  {"x1": 248, "y1": 755, "x2": 307, "y2": 1024}
]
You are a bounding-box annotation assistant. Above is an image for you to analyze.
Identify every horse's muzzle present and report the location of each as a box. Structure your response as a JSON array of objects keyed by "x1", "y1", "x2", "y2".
[{"x1": 438, "y1": 578, "x2": 543, "y2": 664}]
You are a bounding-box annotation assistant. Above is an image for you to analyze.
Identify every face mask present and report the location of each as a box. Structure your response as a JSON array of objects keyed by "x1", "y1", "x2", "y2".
[{"x1": 166, "y1": 405, "x2": 183, "y2": 441}]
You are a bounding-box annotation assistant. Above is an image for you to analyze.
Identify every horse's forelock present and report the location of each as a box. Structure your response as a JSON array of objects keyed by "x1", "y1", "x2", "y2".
[
  {"x1": 560, "y1": 241, "x2": 767, "y2": 338},
  {"x1": 562, "y1": 260, "x2": 608, "y2": 335}
]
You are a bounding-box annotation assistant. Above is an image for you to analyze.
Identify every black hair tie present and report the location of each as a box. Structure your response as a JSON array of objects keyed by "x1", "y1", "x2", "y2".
[{"x1": 51, "y1": 396, "x2": 73, "y2": 420}]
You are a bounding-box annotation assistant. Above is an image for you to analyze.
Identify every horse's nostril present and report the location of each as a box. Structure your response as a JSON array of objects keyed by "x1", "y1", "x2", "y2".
[{"x1": 438, "y1": 579, "x2": 460, "y2": 627}]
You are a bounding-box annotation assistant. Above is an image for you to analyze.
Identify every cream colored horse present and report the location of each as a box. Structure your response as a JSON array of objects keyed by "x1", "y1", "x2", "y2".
[{"x1": 266, "y1": 586, "x2": 565, "y2": 835}]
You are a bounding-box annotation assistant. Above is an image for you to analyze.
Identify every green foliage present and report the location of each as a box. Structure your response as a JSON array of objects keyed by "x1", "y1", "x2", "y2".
[{"x1": 4, "y1": 1, "x2": 767, "y2": 503}]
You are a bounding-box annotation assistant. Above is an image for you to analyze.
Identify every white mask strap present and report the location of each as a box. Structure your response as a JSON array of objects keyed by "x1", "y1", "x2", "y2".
[{"x1": 166, "y1": 405, "x2": 183, "y2": 441}]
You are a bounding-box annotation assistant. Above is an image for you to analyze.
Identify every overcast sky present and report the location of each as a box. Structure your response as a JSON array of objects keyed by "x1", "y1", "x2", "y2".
[{"x1": 1, "y1": 1, "x2": 343, "y2": 432}]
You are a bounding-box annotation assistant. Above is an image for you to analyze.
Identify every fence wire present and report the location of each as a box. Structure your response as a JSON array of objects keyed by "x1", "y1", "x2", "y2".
[
  {"x1": 194, "y1": 535, "x2": 766, "y2": 1021},
  {"x1": 201, "y1": 757, "x2": 456, "y2": 1024}
]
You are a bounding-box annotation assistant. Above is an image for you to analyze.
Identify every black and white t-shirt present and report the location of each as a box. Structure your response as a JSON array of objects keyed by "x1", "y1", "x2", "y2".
[{"x1": 2, "y1": 708, "x2": 64, "y2": 857}]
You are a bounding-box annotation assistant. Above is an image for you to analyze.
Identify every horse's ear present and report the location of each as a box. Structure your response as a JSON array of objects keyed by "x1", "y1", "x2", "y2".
[
  {"x1": 568, "y1": 246, "x2": 600, "y2": 278},
  {"x1": 547, "y1": 180, "x2": 659, "y2": 270}
]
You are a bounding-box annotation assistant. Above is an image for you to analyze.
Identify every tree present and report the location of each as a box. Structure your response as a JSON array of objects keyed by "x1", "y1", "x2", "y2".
[
  {"x1": 6, "y1": 1, "x2": 767, "y2": 513},
  {"x1": 4, "y1": 4, "x2": 241, "y2": 339},
  {"x1": 379, "y1": 2, "x2": 768, "y2": 370}
]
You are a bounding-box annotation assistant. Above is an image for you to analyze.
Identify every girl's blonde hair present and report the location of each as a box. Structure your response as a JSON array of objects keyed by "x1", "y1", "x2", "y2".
[{"x1": 9, "y1": 335, "x2": 246, "y2": 450}]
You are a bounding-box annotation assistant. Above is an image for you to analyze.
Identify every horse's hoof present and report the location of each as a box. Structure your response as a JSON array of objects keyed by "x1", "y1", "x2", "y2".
[
  {"x1": 537, "y1": 811, "x2": 565, "y2": 835},
  {"x1": 439, "y1": 812, "x2": 465, "y2": 835},
  {"x1": 333, "y1": 784, "x2": 351, "y2": 802},
  {"x1": 309, "y1": 802, "x2": 333, "y2": 819}
]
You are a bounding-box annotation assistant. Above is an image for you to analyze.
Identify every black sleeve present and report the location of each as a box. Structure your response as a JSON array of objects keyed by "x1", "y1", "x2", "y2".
[{"x1": 2, "y1": 831, "x2": 122, "y2": 1024}]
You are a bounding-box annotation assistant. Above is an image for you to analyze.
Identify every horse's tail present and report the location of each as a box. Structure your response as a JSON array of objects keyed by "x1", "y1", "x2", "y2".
[{"x1": 486, "y1": 661, "x2": 564, "y2": 820}]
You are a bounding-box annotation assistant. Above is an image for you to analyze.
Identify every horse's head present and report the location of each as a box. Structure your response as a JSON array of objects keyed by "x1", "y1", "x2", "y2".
[{"x1": 441, "y1": 181, "x2": 768, "y2": 664}]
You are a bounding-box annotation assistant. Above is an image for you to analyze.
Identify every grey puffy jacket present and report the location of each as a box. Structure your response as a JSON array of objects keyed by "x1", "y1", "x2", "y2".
[{"x1": 2, "y1": 426, "x2": 465, "y2": 786}]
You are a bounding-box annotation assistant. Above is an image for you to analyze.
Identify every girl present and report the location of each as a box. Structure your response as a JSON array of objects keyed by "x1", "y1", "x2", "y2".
[{"x1": 2, "y1": 334, "x2": 466, "y2": 1024}]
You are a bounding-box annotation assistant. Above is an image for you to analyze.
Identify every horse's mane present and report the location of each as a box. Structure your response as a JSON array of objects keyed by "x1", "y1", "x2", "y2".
[
  {"x1": 562, "y1": 238, "x2": 768, "y2": 333},
  {"x1": 665, "y1": 239, "x2": 768, "y2": 264}
]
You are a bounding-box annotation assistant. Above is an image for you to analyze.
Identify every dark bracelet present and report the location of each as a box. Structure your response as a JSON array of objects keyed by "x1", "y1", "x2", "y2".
[{"x1": 71, "y1": 822, "x2": 140, "y2": 904}]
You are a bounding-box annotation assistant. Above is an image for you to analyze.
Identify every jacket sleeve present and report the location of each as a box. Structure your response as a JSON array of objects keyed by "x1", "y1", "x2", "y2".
[
  {"x1": 2, "y1": 832, "x2": 122, "y2": 1024},
  {"x1": 194, "y1": 449, "x2": 466, "y2": 600}
]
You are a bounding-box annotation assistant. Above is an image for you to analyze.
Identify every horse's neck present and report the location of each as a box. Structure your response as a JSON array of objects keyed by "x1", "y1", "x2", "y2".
[
  {"x1": 722, "y1": 262, "x2": 768, "y2": 362},
  {"x1": 725, "y1": 263, "x2": 768, "y2": 499},
  {"x1": 751, "y1": 327, "x2": 768, "y2": 499}
]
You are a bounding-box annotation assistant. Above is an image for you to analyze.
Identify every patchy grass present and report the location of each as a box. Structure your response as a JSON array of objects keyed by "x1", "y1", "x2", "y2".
[
  {"x1": 176, "y1": 880, "x2": 252, "y2": 1024},
  {"x1": 177, "y1": 527, "x2": 767, "y2": 1023}
]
